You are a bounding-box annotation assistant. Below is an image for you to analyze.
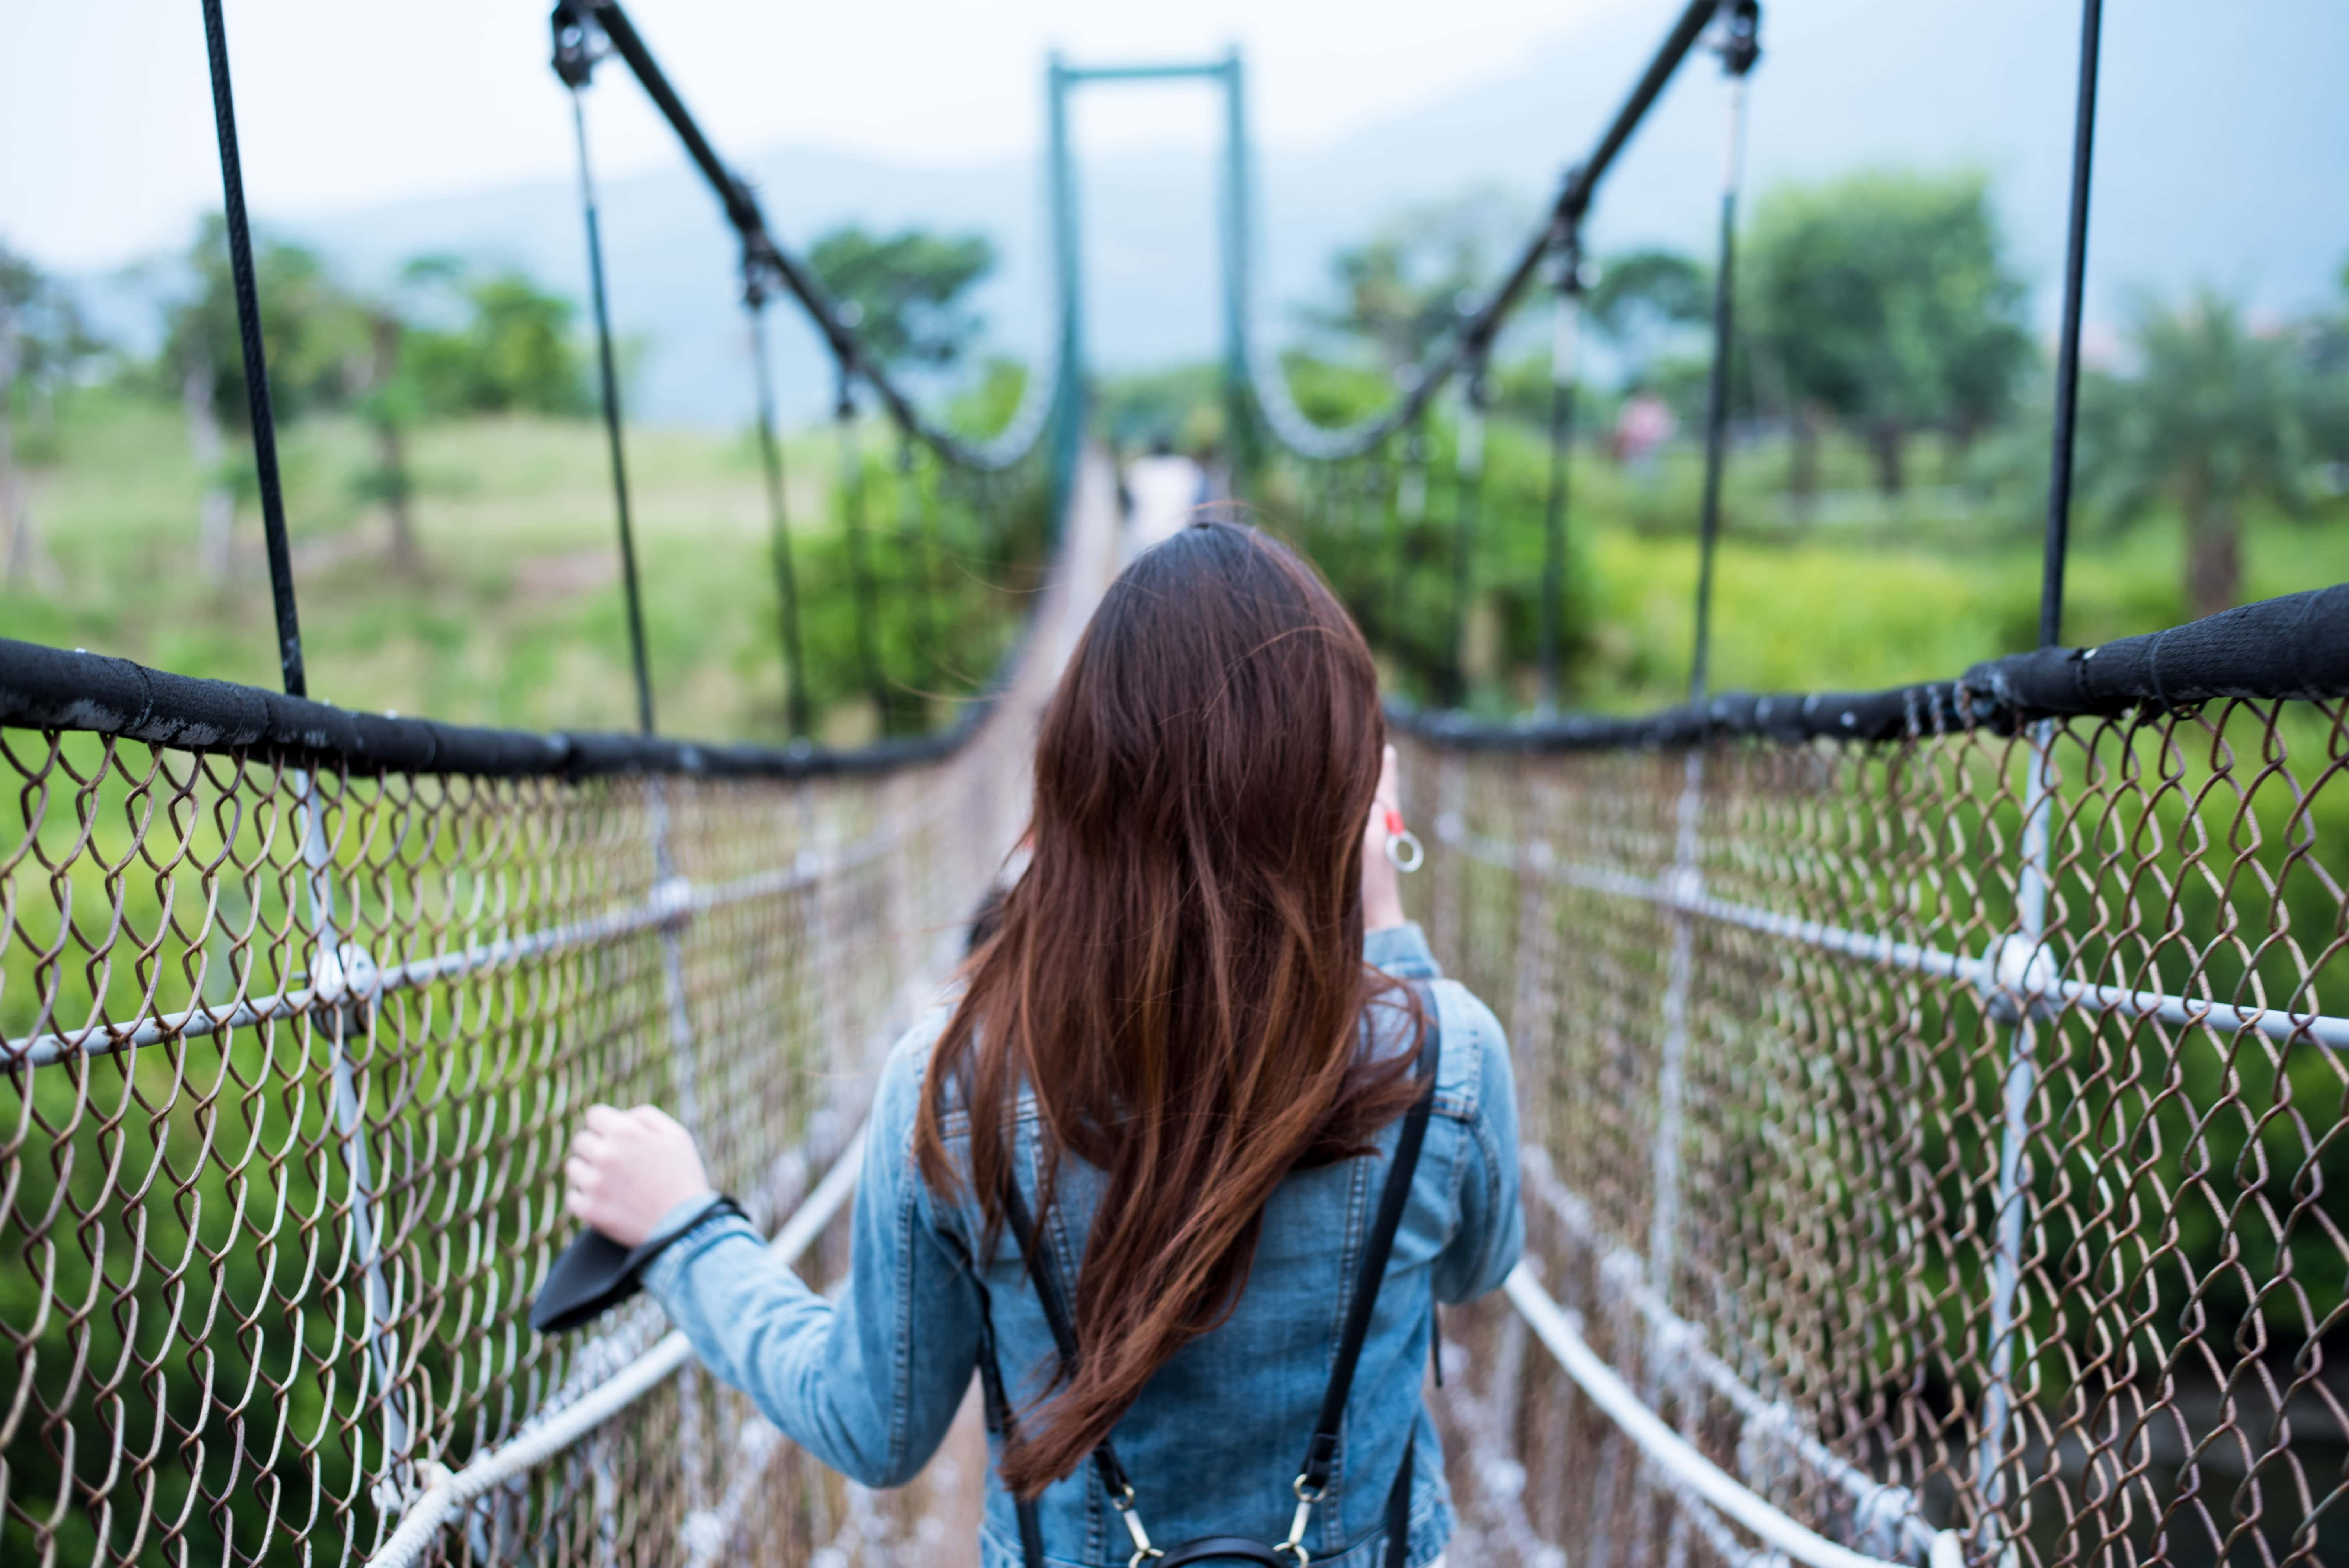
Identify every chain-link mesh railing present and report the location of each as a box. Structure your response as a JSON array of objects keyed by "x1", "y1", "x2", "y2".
[
  {"x1": 0, "y1": 448, "x2": 1123, "y2": 1568},
  {"x1": 1404, "y1": 588, "x2": 2349, "y2": 1568}
]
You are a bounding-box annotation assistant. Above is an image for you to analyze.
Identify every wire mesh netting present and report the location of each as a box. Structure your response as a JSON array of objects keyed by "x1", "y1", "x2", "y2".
[
  {"x1": 0, "y1": 703, "x2": 1034, "y2": 1565},
  {"x1": 1402, "y1": 696, "x2": 2349, "y2": 1568}
]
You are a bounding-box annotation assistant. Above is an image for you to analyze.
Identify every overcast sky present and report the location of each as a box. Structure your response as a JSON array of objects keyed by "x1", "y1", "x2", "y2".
[{"x1": 3, "y1": 0, "x2": 1640, "y2": 269}]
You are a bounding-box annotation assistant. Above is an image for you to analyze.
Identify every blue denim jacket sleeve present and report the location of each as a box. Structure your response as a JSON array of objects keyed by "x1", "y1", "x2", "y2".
[
  {"x1": 1364, "y1": 922, "x2": 1523, "y2": 1304},
  {"x1": 640, "y1": 1020, "x2": 978, "y2": 1488}
]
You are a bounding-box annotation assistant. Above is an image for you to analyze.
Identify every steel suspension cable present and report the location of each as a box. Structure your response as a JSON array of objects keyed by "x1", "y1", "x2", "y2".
[
  {"x1": 1236, "y1": 0, "x2": 1727, "y2": 464},
  {"x1": 197, "y1": 0, "x2": 305, "y2": 696},
  {"x1": 1444, "y1": 364, "x2": 1490, "y2": 707},
  {"x1": 2039, "y1": 0, "x2": 2104, "y2": 649},
  {"x1": 894, "y1": 437, "x2": 940, "y2": 701},
  {"x1": 554, "y1": 13, "x2": 657, "y2": 736},
  {"x1": 1687, "y1": 0, "x2": 1761, "y2": 704},
  {"x1": 583, "y1": 0, "x2": 1057, "y2": 477},
  {"x1": 743, "y1": 266, "x2": 810, "y2": 739},
  {"x1": 1538, "y1": 230, "x2": 1589, "y2": 715},
  {"x1": 835, "y1": 371, "x2": 889, "y2": 728},
  {"x1": 1388, "y1": 420, "x2": 1426, "y2": 662}
]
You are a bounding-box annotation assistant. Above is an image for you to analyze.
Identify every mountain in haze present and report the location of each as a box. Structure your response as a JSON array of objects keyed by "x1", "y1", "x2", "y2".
[{"x1": 255, "y1": 0, "x2": 2349, "y2": 426}]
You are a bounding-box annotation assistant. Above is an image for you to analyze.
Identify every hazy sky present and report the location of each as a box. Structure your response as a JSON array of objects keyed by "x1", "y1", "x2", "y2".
[{"x1": 3, "y1": 0, "x2": 1637, "y2": 269}]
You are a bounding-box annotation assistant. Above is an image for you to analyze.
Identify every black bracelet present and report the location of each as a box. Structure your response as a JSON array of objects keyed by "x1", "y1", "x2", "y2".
[{"x1": 531, "y1": 1193, "x2": 747, "y2": 1334}]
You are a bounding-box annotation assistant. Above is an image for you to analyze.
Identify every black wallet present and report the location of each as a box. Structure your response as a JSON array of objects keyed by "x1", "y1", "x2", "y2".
[{"x1": 531, "y1": 1192, "x2": 746, "y2": 1334}]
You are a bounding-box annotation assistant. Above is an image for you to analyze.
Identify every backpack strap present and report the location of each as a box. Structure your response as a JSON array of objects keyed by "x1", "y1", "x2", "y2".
[
  {"x1": 989, "y1": 981, "x2": 1443, "y2": 1568},
  {"x1": 1000, "y1": 1172, "x2": 1145, "y2": 1505},
  {"x1": 1287, "y1": 981, "x2": 1428, "y2": 1521}
]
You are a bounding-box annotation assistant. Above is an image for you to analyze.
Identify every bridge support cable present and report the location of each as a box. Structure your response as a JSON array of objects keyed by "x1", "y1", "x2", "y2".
[
  {"x1": 1046, "y1": 56, "x2": 1086, "y2": 527},
  {"x1": 1537, "y1": 230, "x2": 1588, "y2": 715},
  {"x1": 1236, "y1": 0, "x2": 1727, "y2": 464},
  {"x1": 1686, "y1": 0, "x2": 1761, "y2": 707},
  {"x1": 1978, "y1": 11, "x2": 2101, "y2": 1555},
  {"x1": 553, "y1": 6, "x2": 657, "y2": 737},
  {"x1": 894, "y1": 437, "x2": 941, "y2": 706},
  {"x1": 575, "y1": 0, "x2": 1058, "y2": 479},
  {"x1": 834, "y1": 372, "x2": 891, "y2": 729},
  {"x1": 1443, "y1": 363, "x2": 1490, "y2": 708},
  {"x1": 743, "y1": 262, "x2": 811, "y2": 739},
  {"x1": 197, "y1": 0, "x2": 305, "y2": 696},
  {"x1": 1217, "y1": 48, "x2": 1258, "y2": 490},
  {"x1": 2039, "y1": 0, "x2": 2105, "y2": 650}
]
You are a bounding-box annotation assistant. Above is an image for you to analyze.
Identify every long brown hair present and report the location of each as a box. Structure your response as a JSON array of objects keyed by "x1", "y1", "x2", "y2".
[{"x1": 914, "y1": 519, "x2": 1422, "y2": 1497}]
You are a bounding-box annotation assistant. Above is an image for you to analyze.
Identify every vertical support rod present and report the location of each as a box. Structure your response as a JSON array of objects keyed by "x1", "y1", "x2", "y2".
[
  {"x1": 834, "y1": 370, "x2": 889, "y2": 730},
  {"x1": 1046, "y1": 57, "x2": 1085, "y2": 529},
  {"x1": 1687, "y1": 61, "x2": 1750, "y2": 704},
  {"x1": 297, "y1": 770, "x2": 409, "y2": 1471},
  {"x1": 1647, "y1": 747, "x2": 1706, "y2": 1300},
  {"x1": 1443, "y1": 370, "x2": 1487, "y2": 709},
  {"x1": 1539, "y1": 229, "x2": 1585, "y2": 716},
  {"x1": 567, "y1": 87, "x2": 657, "y2": 736},
  {"x1": 896, "y1": 439, "x2": 939, "y2": 705},
  {"x1": 745, "y1": 285, "x2": 809, "y2": 739},
  {"x1": 1391, "y1": 422, "x2": 1426, "y2": 670},
  {"x1": 1219, "y1": 50, "x2": 1257, "y2": 497},
  {"x1": 198, "y1": 0, "x2": 305, "y2": 697},
  {"x1": 644, "y1": 775, "x2": 709, "y2": 1509},
  {"x1": 1975, "y1": 725, "x2": 2055, "y2": 1550},
  {"x1": 2039, "y1": 0, "x2": 2103, "y2": 650}
]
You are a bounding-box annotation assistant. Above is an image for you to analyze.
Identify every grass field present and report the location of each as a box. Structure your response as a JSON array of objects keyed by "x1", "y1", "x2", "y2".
[{"x1": 5, "y1": 386, "x2": 2342, "y2": 743}]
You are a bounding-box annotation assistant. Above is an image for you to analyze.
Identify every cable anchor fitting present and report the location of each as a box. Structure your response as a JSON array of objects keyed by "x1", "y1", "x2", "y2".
[
  {"x1": 1714, "y1": 0, "x2": 1762, "y2": 78},
  {"x1": 549, "y1": 2, "x2": 605, "y2": 88}
]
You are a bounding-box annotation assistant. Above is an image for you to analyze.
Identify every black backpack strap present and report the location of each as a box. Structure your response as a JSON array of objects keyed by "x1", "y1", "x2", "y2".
[
  {"x1": 971, "y1": 1271, "x2": 1048, "y2": 1568},
  {"x1": 999, "y1": 1171, "x2": 1146, "y2": 1504},
  {"x1": 950, "y1": 1221, "x2": 1048, "y2": 1568},
  {"x1": 991, "y1": 982, "x2": 1442, "y2": 1568},
  {"x1": 1384, "y1": 1438, "x2": 1414, "y2": 1568},
  {"x1": 1296, "y1": 982, "x2": 1442, "y2": 1501}
]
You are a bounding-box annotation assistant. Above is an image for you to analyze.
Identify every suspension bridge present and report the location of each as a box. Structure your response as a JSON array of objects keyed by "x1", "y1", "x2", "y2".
[{"x1": 5, "y1": 3, "x2": 2347, "y2": 1567}]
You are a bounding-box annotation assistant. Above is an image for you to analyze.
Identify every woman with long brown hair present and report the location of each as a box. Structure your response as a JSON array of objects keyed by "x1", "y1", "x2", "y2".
[{"x1": 563, "y1": 520, "x2": 1522, "y2": 1568}]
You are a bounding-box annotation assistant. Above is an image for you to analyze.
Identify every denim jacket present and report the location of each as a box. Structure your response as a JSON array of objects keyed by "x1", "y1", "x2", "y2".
[{"x1": 644, "y1": 922, "x2": 1522, "y2": 1568}]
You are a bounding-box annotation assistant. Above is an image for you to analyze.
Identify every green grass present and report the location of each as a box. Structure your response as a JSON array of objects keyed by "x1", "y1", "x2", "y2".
[
  {"x1": 4, "y1": 387, "x2": 1039, "y2": 746},
  {"x1": 7, "y1": 386, "x2": 2343, "y2": 743},
  {"x1": 1280, "y1": 413, "x2": 2349, "y2": 716}
]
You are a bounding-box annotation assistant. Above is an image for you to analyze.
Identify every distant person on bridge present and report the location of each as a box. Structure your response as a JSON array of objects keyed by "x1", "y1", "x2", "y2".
[
  {"x1": 1121, "y1": 437, "x2": 1211, "y2": 559},
  {"x1": 563, "y1": 520, "x2": 1521, "y2": 1568}
]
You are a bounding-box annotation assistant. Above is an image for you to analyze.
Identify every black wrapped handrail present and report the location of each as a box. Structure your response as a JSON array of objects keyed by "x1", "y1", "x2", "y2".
[
  {"x1": 1391, "y1": 583, "x2": 2349, "y2": 752},
  {"x1": 5, "y1": 585, "x2": 2340, "y2": 777},
  {"x1": 0, "y1": 637, "x2": 1004, "y2": 780}
]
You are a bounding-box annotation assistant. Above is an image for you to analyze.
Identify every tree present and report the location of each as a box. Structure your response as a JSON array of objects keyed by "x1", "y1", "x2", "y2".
[
  {"x1": 2082, "y1": 287, "x2": 2308, "y2": 620},
  {"x1": 0, "y1": 242, "x2": 98, "y2": 587},
  {"x1": 1743, "y1": 168, "x2": 2032, "y2": 497},
  {"x1": 2295, "y1": 258, "x2": 2349, "y2": 473},
  {"x1": 1585, "y1": 246, "x2": 1709, "y2": 387},
  {"x1": 806, "y1": 226, "x2": 996, "y2": 372},
  {"x1": 1308, "y1": 190, "x2": 1524, "y2": 377},
  {"x1": 401, "y1": 262, "x2": 590, "y2": 416},
  {"x1": 159, "y1": 216, "x2": 361, "y2": 577}
]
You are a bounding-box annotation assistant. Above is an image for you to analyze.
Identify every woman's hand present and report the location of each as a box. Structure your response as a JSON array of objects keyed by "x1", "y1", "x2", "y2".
[
  {"x1": 1361, "y1": 743, "x2": 1408, "y2": 933},
  {"x1": 564, "y1": 1104, "x2": 713, "y2": 1248}
]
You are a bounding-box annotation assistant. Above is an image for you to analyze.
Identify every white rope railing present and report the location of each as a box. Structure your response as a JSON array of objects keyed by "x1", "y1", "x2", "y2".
[
  {"x1": 1435, "y1": 816, "x2": 2349, "y2": 1050},
  {"x1": 364, "y1": 1125, "x2": 869, "y2": 1568},
  {"x1": 1504, "y1": 1265, "x2": 1966, "y2": 1568},
  {"x1": 1519, "y1": 1149, "x2": 1938, "y2": 1559},
  {"x1": 4, "y1": 785, "x2": 947, "y2": 1070}
]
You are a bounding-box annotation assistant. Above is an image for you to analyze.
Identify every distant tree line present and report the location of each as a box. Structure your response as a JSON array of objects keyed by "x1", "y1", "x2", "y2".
[{"x1": 1294, "y1": 165, "x2": 2349, "y2": 631}]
